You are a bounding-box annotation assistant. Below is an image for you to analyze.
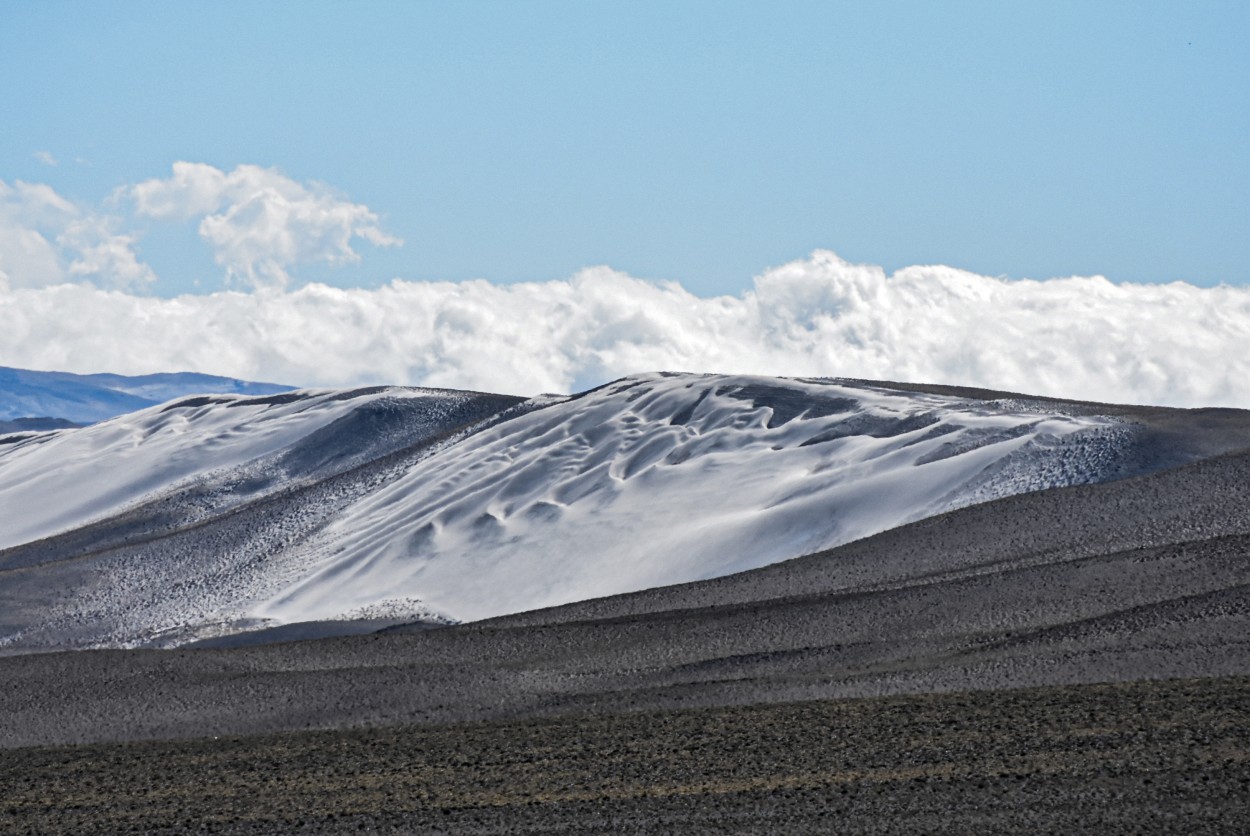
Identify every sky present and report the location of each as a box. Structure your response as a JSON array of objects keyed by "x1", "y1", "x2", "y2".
[{"x1": 1, "y1": 1, "x2": 1248, "y2": 405}]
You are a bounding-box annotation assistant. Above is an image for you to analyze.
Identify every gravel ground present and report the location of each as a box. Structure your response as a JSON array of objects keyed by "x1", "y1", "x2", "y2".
[{"x1": 3, "y1": 676, "x2": 1248, "y2": 835}]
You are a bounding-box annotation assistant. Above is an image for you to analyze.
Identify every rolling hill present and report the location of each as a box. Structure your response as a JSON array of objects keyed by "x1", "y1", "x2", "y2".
[
  {"x1": 5, "y1": 372, "x2": 1243, "y2": 653},
  {"x1": 3, "y1": 371, "x2": 1249, "y2": 833}
]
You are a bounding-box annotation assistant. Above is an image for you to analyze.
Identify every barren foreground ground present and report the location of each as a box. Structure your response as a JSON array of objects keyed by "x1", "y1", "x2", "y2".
[{"x1": 4, "y1": 675, "x2": 1248, "y2": 835}]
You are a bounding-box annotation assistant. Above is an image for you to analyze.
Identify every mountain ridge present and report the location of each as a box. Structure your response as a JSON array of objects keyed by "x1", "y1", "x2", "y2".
[{"x1": 0, "y1": 364, "x2": 295, "y2": 425}]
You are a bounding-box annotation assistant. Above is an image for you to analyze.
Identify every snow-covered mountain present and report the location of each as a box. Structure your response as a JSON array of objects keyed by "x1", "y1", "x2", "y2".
[
  {"x1": 0, "y1": 372, "x2": 1229, "y2": 653},
  {"x1": 0, "y1": 365, "x2": 294, "y2": 425}
]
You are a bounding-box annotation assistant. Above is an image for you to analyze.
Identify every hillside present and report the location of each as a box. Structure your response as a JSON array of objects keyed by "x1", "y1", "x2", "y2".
[
  {"x1": 5, "y1": 372, "x2": 1245, "y2": 652},
  {"x1": 3, "y1": 372, "x2": 1249, "y2": 833}
]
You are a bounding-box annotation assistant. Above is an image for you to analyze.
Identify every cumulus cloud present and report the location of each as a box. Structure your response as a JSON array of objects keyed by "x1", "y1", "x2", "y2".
[
  {"x1": 1, "y1": 250, "x2": 1246, "y2": 408},
  {"x1": 126, "y1": 162, "x2": 402, "y2": 289},
  {"x1": 0, "y1": 180, "x2": 154, "y2": 291},
  {"x1": 1, "y1": 164, "x2": 398, "y2": 292}
]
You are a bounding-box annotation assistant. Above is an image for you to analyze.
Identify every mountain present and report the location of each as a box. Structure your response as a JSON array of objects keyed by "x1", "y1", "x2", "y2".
[
  {"x1": 7, "y1": 434, "x2": 1250, "y2": 749},
  {"x1": 0, "y1": 416, "x2": 81, "y2": 435},
  {"x1": 0, "y1": 365, "x2": 295, "y2": 426},
  {"x1": 2, "y1": 371, "x2": 1246, "y2": 654},
  {"x1": 4, "y1": 371, "x2": 1250, "y2": 832}
]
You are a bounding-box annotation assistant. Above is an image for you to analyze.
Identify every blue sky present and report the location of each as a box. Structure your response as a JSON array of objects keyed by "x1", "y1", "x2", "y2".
[
  {"x1": 2, "y1": 1, "x2": 1249, "y2": 405},
  {"x1": 2, "y1": 0, "x2": 1247, "y2": 297}
]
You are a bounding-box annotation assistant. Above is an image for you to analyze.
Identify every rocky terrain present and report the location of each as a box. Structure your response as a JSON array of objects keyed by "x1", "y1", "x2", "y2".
[{"x1": 4, "y1": 677, "x2": 1248, "y2": 834}]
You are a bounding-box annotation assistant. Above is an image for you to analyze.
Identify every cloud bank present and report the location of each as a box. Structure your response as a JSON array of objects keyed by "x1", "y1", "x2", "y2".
[
  {"x1": 2, "y1": 250, "x2": 1246, "y2": 407},
  {"x1": 1, "y1": 165, "x2": 1244, "y2": 407}
]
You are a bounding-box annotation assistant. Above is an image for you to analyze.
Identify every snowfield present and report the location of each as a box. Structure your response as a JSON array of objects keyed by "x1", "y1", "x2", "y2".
[
  {"x1": 260, "y1": 375, "x2": 1131, "y2": 624},
  {"x1": 0, "y1": 373, "x2": 1154, "y2": 651},
  {"x1": 0, "y1": 387, "x2": 487, "y2": 551}
]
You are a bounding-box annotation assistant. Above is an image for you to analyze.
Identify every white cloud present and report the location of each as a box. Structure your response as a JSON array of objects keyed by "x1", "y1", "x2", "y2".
[
  {"x1": 127, "y1": 162, "x2": 402, "y2": 289},
  {"x1": 1, "y1": 164, "x2": 398, "y2": 292},
  {"x1": 32, "y1": 151, "x2": 57, "y2": 167},
  {"x1": 1, "y1": 250, "x2": 1246, "y2": 408},
  {"x1": 0, "y1": 179, "x2": 154, "y2": 291}
]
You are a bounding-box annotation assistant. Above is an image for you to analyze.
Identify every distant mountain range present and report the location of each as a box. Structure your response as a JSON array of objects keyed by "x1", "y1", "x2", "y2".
[{"x1": 0, "y1": 365, "x2": 295, "y2": 428}]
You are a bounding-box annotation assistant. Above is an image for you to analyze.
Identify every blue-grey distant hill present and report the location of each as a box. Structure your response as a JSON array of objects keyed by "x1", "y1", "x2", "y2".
[{"x1": 0, "y1": 366, "x2": 295, "y2": 426}]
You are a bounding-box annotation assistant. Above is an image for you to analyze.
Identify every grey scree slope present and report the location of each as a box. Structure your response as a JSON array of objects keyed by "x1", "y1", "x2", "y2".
[{"x1": 2, "y1": 393, "x2": 1249, "y2": 749}]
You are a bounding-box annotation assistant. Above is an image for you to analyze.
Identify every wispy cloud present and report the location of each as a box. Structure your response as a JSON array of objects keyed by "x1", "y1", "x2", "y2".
[
  {"x1": 32, "y1": 151, "x2": 57, "y2": 167},
  {"x1": 1, "y1": 251, "x2": 1245, "y2": 407},
  {"x1": 126, "y1": 162, "x2": 402, "y2": 289}
]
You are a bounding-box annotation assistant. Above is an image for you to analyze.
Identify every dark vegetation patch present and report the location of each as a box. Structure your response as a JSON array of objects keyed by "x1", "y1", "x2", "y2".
[
  {"x1": 565, "y1": 377, "x2": 649, "y2": 403},
  {"x1": 668, "y1": 387, "x2": 711, "y2": 426},
  {"x1": 324, "y1": 386, "x2": 395, "y2": 403},
  {"x1": 226, "y1": 386, "x2": 404, "y2": 410}
]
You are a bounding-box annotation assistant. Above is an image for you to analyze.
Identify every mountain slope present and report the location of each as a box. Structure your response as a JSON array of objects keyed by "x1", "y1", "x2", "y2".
[
  {"x1": 0, "y1": 365, "x2": 294, "y2": 425},
  {"x1": 1, "y1": 372, "x2": 1246, "y2": 653},
  {"x1": 3, "y1": 442, "x2": 1250, "y2": 749},
  {"x1": 258, "y1": 374, "x2": 1136, "y2": 625},
  {"x1": 0, "y1": 385, "x2": 527, "y2": 650},
  {"x1": 0, "y1": 386, "x2": 513, "y2": 551}
]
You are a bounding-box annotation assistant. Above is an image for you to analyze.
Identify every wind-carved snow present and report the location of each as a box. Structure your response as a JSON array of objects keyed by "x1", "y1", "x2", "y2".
[
  {"x1": 0, "y1": 372, "x2": 1142, "y2": 651},
  {"x1": 0, "y1": 387, "x2": 474, "y2": 550},
  {"x1": 255, "y1": 373, "x2": 1131, "y2": 626}
]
